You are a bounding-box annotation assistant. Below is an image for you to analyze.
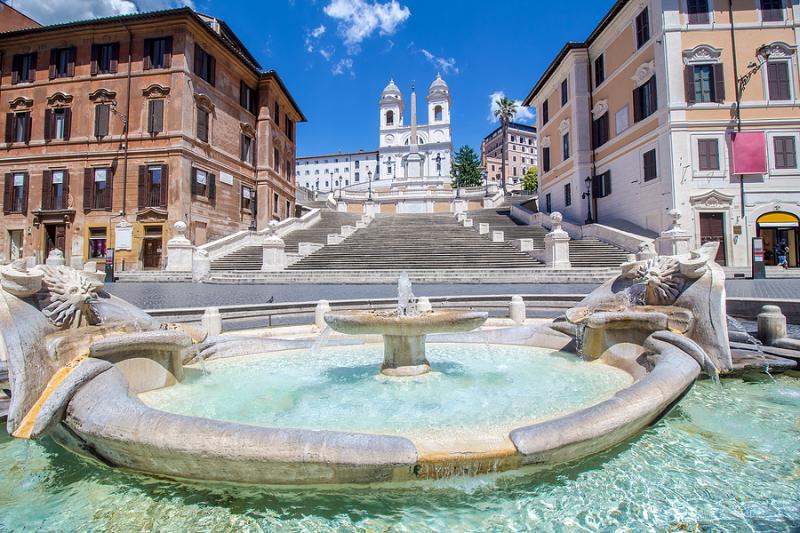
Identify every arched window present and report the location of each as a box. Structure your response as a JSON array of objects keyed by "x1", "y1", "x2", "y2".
[
  {"x1": 434, "y1": 105, "x2": 443, "y2": 121},
  {"x1": 386, "y1": 110, "x2": 394, "y2": 126}
]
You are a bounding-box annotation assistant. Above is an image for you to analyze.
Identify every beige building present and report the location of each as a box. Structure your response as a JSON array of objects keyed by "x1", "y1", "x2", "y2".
[
  {"x1": 524, "y1": 0, "x2": 800, "y2": 268},
  {"x1": 0, "y1": 7, "x2": 304, "y2": 270},
  {"x1": 480, "y1": 122, "x2": 537, "y2": 185}
]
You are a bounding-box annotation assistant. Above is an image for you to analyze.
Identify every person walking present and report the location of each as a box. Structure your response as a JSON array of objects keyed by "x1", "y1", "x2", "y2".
[{"x1": 776, "y1": 240, "x2": 789, "y2": 269}]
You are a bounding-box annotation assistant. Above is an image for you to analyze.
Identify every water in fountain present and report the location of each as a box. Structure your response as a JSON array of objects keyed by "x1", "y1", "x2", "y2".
[
  {"x1": 310, "y1": 326, "x2": 333, "y2": 357},
  {"x1": 396, "y1": 271, "x2": 417, "y2": 316},
  {"x1": 727, "y1": 315, "x2": 774, "y2": 380}
]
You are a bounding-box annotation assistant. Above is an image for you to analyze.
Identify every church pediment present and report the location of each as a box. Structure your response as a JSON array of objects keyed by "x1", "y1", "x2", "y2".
[{"x1": 689, "y1": 189, "x2": 735, "y2": 207}]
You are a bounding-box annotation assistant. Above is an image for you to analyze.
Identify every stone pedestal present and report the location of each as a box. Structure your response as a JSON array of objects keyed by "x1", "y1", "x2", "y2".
[
  {"x1": 202, "y1": 307, "x2": 222, "y2": 336},
  {"x1": 45, "y1": 249, "x2": 65, "y2": 266},
  {"x1": 381, "y1": 335, "x2": 431, "y2": 377},
  {"x1": 298, "y1": 242, "x2": 323, "y2": 256},
  {"x1": 315, "y1": 300, "x2": 331, "y2": 330},
  {"x1": 491, "y1": 230, "x2": 505, "y2": 243},
  {"x1": 336, "y1": 202, "x2": 347, "y2": 212},
  {"x1": 757, "y1": 305, "x2": 787, "y2": 345},
  {"x1": 261, "y1": 236, "x2": 287, "y2": 272},
  {"x1": 516, "y1": 238, "x2": 534, "y2": 252},
  {"x1": 166, "y1": 221, "x2": 194, "y2": 272},
  {"x1": 456, "y1": 212, "x2": 467, "y2": 222},
  {"x1": 341, "y1": 225, "x2": 356, "y2": 237},
  {"x1": 478, "y1": 223, "x2": 489, "y2": 235},
  {"x1": 453, "y1": 199, "x2": 468, "y2": 214},
  {"x1": 658, "y1": 209, "x2": 691, "y2": 256},
  {"x1": 192, "y1": 250, "x2": 210, "y2": 282},
  {"x1": 463, "y1": 218, "x2": 473, "y2": 228},
  {"x1": 327, "y1": 234, "x2": 344, "y2": 245},
  {"x1": 364, "y1": 202, "x2": 380, "y2": 217},
  {"x1": 509, "y1": 295, "x2": 526, "y2": 324},
  {"x1": 543, "y1": 212, "x2": 571, "y2": 269}
]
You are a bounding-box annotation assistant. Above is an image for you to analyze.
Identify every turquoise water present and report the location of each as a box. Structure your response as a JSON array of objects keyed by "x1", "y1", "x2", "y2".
[
  {"x1": 0, "y1": 375, "x2": 798, "y2": 530},
  {"x1": 140, "y1": 344, "x2": 632, "y2": 441}
]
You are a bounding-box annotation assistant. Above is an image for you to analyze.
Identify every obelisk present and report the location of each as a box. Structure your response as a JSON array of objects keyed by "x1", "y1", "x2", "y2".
[{"x1": 405, "y1": 81, "x2": 423, "y2": 179}]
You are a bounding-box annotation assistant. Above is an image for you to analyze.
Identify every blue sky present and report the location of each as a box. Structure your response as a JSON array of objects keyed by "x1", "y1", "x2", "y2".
[{"x1": 11, "y1": 0, "x2": 616, "y2": 156}]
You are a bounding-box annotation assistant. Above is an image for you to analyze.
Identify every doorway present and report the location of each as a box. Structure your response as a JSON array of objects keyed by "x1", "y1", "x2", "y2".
[
  {"x1": 757, "y1": 212, "x2": 799, "y2": 267},
  {"x1": 8, "y1": 230, "x2": 23, "y2": 260},
  {"x1": 44, "y1": 224, "x2": 66, "y2": 259},
  {"x1": 142, "y1": 225, "x2": 163, "y2": 269},
  {"x1": 698, "y1": 212, "x2": 727, "y2": 265}
]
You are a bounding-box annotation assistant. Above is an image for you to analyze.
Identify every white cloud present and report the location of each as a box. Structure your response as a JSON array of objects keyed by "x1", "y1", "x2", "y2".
[
  {"x1": 331, "y1": 58, "x2": 354, "y2": 76},
  {"x1": 305, "y1": 24, "x2": 327, "y2": 53},
  {"x1": 420, "y1": 48, "x2": 458, "y2": 75},
  {"x1": 488, "y1": 91, "x2": 535, "y2": 124},
  {"x1": 319, "y1": 48, "x2": 333, "y2": 61},
  {"x1": 323, "y1": 0, "x2": 410, "y2": 52},
  {"x1": 9, "y1": 0, "x2": 191, "y2": 25},
  {"x1": 310, "y1": 24, "x2": 326, "y2": 38}
]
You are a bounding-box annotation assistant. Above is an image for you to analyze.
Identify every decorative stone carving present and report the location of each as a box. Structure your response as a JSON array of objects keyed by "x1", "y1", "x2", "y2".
[
  {"x1": 621, "y1": 246, "x2": 712, "y2": 306},
  {"x1": 558, "y1": 119, "x2": 570, "y2": 135},
  {"x1": 240, "y1": 122, "x2": 256, "y2": 137},
  {"x1": 8, "y1": 96, "x2": 33, "y2": 110},
  {"x1": 88, "y1": 88, "x2": 117, "y2": 103},
  {"x1": 38, "y1": 265, "x2": 102, "y2": 328},
  {"x1": 544, "y1": 212, "x2": 571, "y2": 269},
  {"x1": 540, "y1": 136, "x2": 551, "y2": 148},
  {"x1": 194, "y1": 93, "x2": 215, "y2": 113},
  {"x1": 591, "y1": 99, "x2": 608, "y2": 119},
  {"x1": 760, "y1": 41, "x2": 796, "y2": 59},
  {"x1": 632, "y1": 61, "x2": 656, "y2": 88},
  {"x1": 0, "y1": 259, "x2": 43, "y2": 297},
  {"x1": 166, "y1": 221, "x2": 194, "y2": 273},
  {"x1": 659, "y1": 209, "x2": 692, "y2": 256},
  {"x1": 689, "y1": 189, "x2": 735, "y2": 207},
  {"x1": 682, "y1": 44, "x2": 722, "y2": 65},
  {"x1": 46, "y1": 92, "x2": 74, "y2": 107},
  {"x1": 142, "y1": 84, "x2": 171, "y2": 98}
]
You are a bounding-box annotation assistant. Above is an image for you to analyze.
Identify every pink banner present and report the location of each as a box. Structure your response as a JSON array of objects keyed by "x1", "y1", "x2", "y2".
[{"x1": 730, "y1": 131, "x2": 767, "y2": 175}]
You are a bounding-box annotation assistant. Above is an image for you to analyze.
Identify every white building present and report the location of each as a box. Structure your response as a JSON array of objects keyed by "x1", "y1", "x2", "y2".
[{"x1": 296, "y1": 151, "x2": 378, "y2": 193}]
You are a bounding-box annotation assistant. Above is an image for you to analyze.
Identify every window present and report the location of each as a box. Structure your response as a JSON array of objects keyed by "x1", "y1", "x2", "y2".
[
  {"x1": 273, "y1": 192, "x2": 279, "y2": 216},
  {"x1": 286, "y1": 200, "x2": 291, "y2": 219},
  {"x1": 564, "y1": 183, "x2": 572, "y2": 207},
  {"x1": 274, "y1": 101, "x2": 281, "y2": 128},
  {"x1": 643, "y1": 149, "x2": 658, "y2": 181},
  {"x1": 595, "y1": 55, "x2": 605, "y2": 87},
  {"x1": 44, "y1": 108, "x2": 71, "y2": 141},
  {"x1": 697, "y1": 139, "x2": 720, "y2": 171},
  {"x1": 760, "y1": 0, "x2": 784, "y2": 22},
  {"x1": 687, "y1": 64, "x2": 724, "y2": 104},
  {"x1": 194, "y1": 44, "x2": 215, "y2": 85},
  {"x1": 5, "y1": 112, "x2": 31, "y2": 144},
  {"x1": 138, "y1": 164, "x2": 168, "y2": 208},
  {"x1": 561, "y1": 78, "x2": 569, "y2": 106},
  {"x1": 285, "y1": 118, "x2": 294, "y2": 139},
  {"x1": 11, "y1": 53, "x2": 36, "y2": 84},
  {"x1": 49, "y1": 47, "x2": 75, "y2": 79},
  {"x1": 197, "y1": 108, "x2": 209, "y2": 142},
  {"x1": 774, "y1": 136, "x2": 797, "y2": 169},
  {"x1": 767, "y1": 61, "x2": 791, "y2": 101},
  {"x1": 240, "y1": 134, "x2": 254, "y2": 165},
  {"x1": 592, "y1": 113, "x2": 609, "y2": 148},
  {"x1": 240, "y1": 81, "x2": 257, "y2": 114},
  {"x1": 3, "y1": 172, "x2": 28, "y2": 214},
  {"x1": 144, "y1": 37, "x2": 172, "y2": 70},
  {"x1": 386, "y1": 110, "x2": 394, "y2": 126},
  {"x1": 85, "y1": 167, "x2": 112, "y2": 210},
  {"x1": 91, "y1": 43, "x2": 119, "y2": 75},
  {"x1": 634, "y1": 76, "x2": 658, "y2": 122},
  {"x1": 147, "y1": 99, "x2": 164, "y2": 135},
  {"x1": 241, "y1": 185, "x2": 254, "y2": 211},
  {"x1": 562, "y1": 132, "x2": 570, "y2": 160},
  {"x1": 191, "y1": 168, "x2": 215, "y2": 200},
  {"x1": 434, "y1": 105, "x2": 443, "y2": 121},
  {"x1": 687, "y1": 0, "x2": 710, "y2": 24},
  {"x1": 274, "y1": 148, "x2": 281, "y2": 174},
  {"x1": 541, "y1": 100, "x2": 549, "y2": 124},
  {"x1": 94, "y1": 104, "x2": 110, "y2": 138},
  {"x1": 545, "y1": 193, "x2": 552, "y2": 212},
  {"x1": 355, "y1": 160, "x2": 360, "y2": 168},
  {"x1": 636, "y1": 8, "x2": 650, "y2": 49},
  {"x1": 42, "y1": 169, "x2": 68, "y2": 210},
  {"x1": 542, "y1": 147, "x2": 551, "y2": 172},
  {"x1": 88, "y1": 228, "x2": 108, "y2": 259},
  {"x1": 593, "y1": 171, "x2": 612, "y2": 198}
]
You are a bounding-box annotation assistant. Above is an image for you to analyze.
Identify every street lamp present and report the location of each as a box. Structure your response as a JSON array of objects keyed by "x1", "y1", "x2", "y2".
[
  {"x1": 582, "y1": 175, "x2": 594, "y2": 225},
  {"x1": 367, "y1": 169, "x2": 373, "y2": 201},
  {"x1": 248, "y1": 193, "x2": 257, "y2": 231}
]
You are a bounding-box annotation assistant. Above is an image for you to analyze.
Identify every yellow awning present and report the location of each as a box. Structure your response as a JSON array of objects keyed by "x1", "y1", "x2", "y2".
[{"x1": 757, "y1": 212, "x2": 799, "y2": 225}]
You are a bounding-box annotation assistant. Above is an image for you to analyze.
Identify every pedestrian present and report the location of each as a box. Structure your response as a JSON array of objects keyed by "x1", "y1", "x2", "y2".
[{"x1": 776, "y1": 240, "x2": 789, "y2": 269}]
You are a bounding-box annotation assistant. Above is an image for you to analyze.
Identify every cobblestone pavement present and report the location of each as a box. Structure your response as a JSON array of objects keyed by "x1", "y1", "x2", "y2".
[{"x1": 103, "y1": 279, "x2": 800, "y2": 310}]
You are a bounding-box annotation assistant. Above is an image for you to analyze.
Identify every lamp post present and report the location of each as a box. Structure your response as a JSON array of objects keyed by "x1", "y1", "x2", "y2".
[
  {"x1": 367, "y1": 169, "x2": 373, "y2": 201},
  {"x1": 582, "y1": 175, "x2": 594, "y2": 225},
  {"x1": 248, "y1": 193, "x2": 257, "y2": 231},
  {"x1": 482, "y1": 167, "x2": 489, "y2": 197}
]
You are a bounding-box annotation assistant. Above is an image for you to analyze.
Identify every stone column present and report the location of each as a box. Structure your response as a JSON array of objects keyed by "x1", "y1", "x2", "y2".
[
  {"x1": 202, "y1": 307, "x2": 222, "y2": 336},
  {"x1": 315, "y1": 300, "x2": 331, "y2": 330},
  {"x1": 543, "y1": 212, "x2": 571, "y2": 269},
  {"x1": 453, "y1": 198, "x2": 468, "y2": 214},
  {"x1": 261, "y1": 235, "x2": 287, "y2": 272},
  {"x1": 658, "y1": 209, "x2": 692, "y2": 256},
  {"x1": 757, "y1": 305, "x2": 787, "y2": 345},
  {"x1": 166, "y1": 221, "x2": 194, "y2": 272},
  {"x1": 509, "y1": 295, "x2": 526, "y2": 324},
  {"x1": 192, "y1": 250, "x2": 210, "y2": 282}
]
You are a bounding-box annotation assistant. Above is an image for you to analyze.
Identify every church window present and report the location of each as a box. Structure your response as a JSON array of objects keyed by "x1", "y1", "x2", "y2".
[
  {"x1": 434, "y1": 105, "x2": 443, "y2": 121},
  {"x1": 386, "y1": 110, "x2": 394, "y2": 126}
]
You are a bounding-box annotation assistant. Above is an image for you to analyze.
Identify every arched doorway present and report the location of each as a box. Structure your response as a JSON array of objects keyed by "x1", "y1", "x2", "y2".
[{"x1": 756, "y1": 212, "x2": 799, "y2": 267}]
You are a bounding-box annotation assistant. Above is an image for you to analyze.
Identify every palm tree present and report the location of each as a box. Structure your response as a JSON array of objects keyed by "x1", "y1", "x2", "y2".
[{"x1": 493, "y1": 96, "x2": 517, "y2": 195}]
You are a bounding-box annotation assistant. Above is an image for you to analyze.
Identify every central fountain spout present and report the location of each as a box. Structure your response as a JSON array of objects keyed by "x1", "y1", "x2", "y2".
[{"x1": 325, "y1": 273, "x2": 488, "y2": 376}]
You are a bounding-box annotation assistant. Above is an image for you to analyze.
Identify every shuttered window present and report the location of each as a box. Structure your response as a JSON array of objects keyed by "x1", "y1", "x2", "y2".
[
  {"x1": 593, "y1": 171, "x2": 612, "y2": 198},
  {"x1": 11, "y1": 53, "x2": 36, "y2": 84},
  {"x1": 633, "y1": 76, "x2": 658, "y2": 122},
  {"x1": 94, "y1": 104, "x2": 110, "y2": 138},
  {"x1": 541, "y1": 100, "x2": 549, "y2": 124},
  {"x1": 686, "y1": 64, "x2": 725, "y2": 104},
  {"x1": 697, "y1": 139, "x2": 720, "y2": 171},
  {"x1": 687, "y1": 0, "x2": 710, "y2": 24},
  {"x1": 194, "y1": 44, "x2": 216, "y2": 85},
  {"x1": 643, "y1": 149, "x2": 658, "y2": 181},
  {"x1": 240, "y1": 134, "x2": 254, "y2": 164},
  {"x1": 6, "y1": 112, "x2": 32, "y2": 144},
  {"x1": 147, "y1": 99, "x2": 164, "y2": 135},
  {"x1": 562, "y1": 132, "x2": 570, "y2": 161},
  {"x1": 91, "y1": 43, "x2": 119, "y2": 75},
  {"x1": 594, "y1": 55, "x2": 605, "y2": 87},
  {"x1": 240, "y1": 81, "x2": 257, "y2": 114},
  {"x1": 560, "y1": 78, "x2": 568, "y2": 106},
  {"x1": 760, "y1": 0, "x2": 784, "y2": 21},
  {"x1": 542, "y1": 147, "x2": 551, "y2": 173},
  {"x1": 143, "y1": 37, "x2": 172, "y2": 70},
  {"x1": 49, "y1": 47, "x2": 75, "y2": 79},
  {"x1": 564, "y1": 183, "x2": 572, "y2": 207},
  {"x1": 3, "y1": 172, "x2": 28, "y2": 214},
  {"x1": 44, "y1": 108, "x2": 72, "y2": 141},
  {"x1": 636, "y1": 7, "x2": 650, "y2": 49},
  {"x1": 84, "y1": 167, "x2": 113, "y2": 210},
  {"x1": 774, "y1": 136, "x2": 797, "y2": 169},
  {"x1": 41, "y1": 169, "x2": 69, "y2": 210},
  {"x1": 545, "y1": 193, "x2": 551, "y2": 213},
  {"x1": 241, "y1": 185, "x2": 253, "y2": 211},
  {"x1": 137, "y1": 165, "x2": 168, "y2": 208},
  {"x1": 767, "y1": 61, "x2": 791, "y2": 101},
  {"x1": 197, "y1": 108, "x2": 209, "y2": 142},
  {"x1": 190, "y1": 168, "x2": 216, "y2": 201},
  {"x1": 592, "y1": 113, "x2": 609, "y2": 149}
]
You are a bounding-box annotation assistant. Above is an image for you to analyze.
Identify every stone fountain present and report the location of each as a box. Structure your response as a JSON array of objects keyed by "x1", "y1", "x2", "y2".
[{"x1": 324, "y1": 273, "x2": 487, "y2": 376}]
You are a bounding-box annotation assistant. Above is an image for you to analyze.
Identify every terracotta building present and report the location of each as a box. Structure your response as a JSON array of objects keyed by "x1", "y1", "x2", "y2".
[
  {"x1": 0, "y1": 7, "x2": 304, "y2": 271},
  {"x1": 0, "y1": 2, "x2": 39, "y2": 33},
  {"x1": 480, "y1": 122, "x2": 537, "y2": 185},
  {"x1": 524, "y1": 0, "x2": 800, "y2": 269}
]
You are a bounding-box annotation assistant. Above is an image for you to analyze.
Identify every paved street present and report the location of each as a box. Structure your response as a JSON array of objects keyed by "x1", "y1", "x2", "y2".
[{"x1": 104, "y1": 279, "x2": 800, "y2": 310}]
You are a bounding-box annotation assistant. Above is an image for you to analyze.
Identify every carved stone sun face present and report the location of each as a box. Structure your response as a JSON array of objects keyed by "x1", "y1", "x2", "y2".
[{"x1": 38, "y1": 266, "x2": 101, "y2": 328}]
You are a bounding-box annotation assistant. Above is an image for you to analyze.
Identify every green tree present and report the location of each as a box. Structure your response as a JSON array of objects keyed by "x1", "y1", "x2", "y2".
[
  {"x1": 450, "y1": 145, "x2": 483, "y2": 188},
  {"x1": 522, "y1": 166, "x2": 538, "y2": 192},
  {"x1": 493, "y1": 96, "x2": 517, "y2": 194}
]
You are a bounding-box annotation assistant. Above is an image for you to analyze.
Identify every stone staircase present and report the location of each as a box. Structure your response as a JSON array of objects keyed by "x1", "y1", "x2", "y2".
[
  {"x1": 467, "y1": 208, "x2": 632, "y2": 268},
  {"x1": 287, "y1": 213, "x2": 544, "y2": 271},
  {"x1": 209, "y1": 211, "x2": 361, "y2": 271}
]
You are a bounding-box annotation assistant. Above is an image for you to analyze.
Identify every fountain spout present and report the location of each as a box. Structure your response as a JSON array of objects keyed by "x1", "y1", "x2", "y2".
[{"x1": 397, "y1": 272, "x2": 416, "y2": 316}]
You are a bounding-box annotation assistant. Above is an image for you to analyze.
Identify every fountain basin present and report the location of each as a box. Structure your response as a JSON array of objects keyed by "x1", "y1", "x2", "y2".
[{"x1": 324, "y1": 309, "x2": 488, "y2": 376}]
